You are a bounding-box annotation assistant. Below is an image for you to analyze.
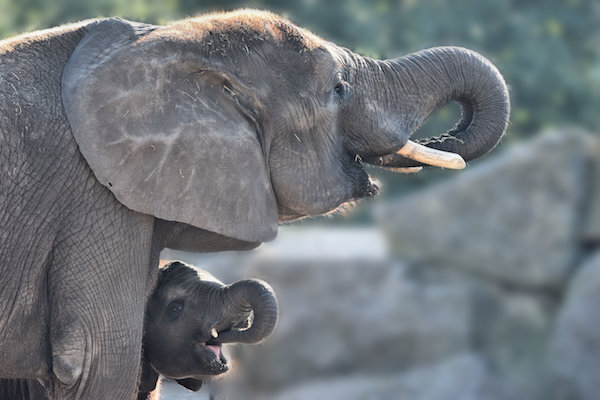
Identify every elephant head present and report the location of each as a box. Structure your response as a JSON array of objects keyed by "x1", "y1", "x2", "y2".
[
  {"x1": 62, "y1": 10, "x2": 509, "y2": 243},
  {"x1": 140, "y1": 261, "x2": 278, "y2": 393}
]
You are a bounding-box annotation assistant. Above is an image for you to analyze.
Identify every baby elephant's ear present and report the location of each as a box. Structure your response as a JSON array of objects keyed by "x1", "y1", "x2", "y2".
[
  {"x1": 62, "y1": 18, "x2": 278, "y2": 243},
  {"x1": 175, "y1": 378, "x2": 203, "y2": 392}
]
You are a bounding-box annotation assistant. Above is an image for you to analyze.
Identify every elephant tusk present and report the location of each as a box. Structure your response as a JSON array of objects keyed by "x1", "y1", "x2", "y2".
[
  {"x1": 211, "y1": 328, "x2": 218, "y2": 339},
  {"x1": 396, "y1": 140, "x2": 466, "y2": 170},
  {"x1": 388, "y1": 167, "x2": 423, "y2": 174}
]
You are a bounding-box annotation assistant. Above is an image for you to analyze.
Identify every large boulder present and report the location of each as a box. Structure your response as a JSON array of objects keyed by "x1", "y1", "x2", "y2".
[
  {"x1": 582, "y1": 138, "x2": 600, "y2": 244},
  {"x1": 266, "y1": 353, "x2": 515, "y2": 400},
  {"x1": 545, "y1": 251, "x2": 600, "y2": 400},
  {"x1": 237, "y1": 260, "x2": 555, "y2": 397},
  {"x1": 378, "y1": 130, "x2": 596, "y2": 290}
]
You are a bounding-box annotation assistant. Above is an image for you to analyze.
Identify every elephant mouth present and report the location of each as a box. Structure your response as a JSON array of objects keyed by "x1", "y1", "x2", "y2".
[{"x1": 200, "y1": 344, "x2": 229, "y2": 375}]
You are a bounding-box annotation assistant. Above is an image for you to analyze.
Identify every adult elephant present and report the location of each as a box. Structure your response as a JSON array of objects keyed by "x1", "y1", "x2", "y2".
[{"x1": 0, "y1": 9, "x2": 509, "y2": 399}]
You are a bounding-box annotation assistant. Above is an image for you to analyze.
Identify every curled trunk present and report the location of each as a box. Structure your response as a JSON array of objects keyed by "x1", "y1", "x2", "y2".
[
  {"x1": 362, "y1": 46, "x2": 510, "y2": 168},
  {"x1": 216, "y1": 279, "x2": 278, "y2": 344}
]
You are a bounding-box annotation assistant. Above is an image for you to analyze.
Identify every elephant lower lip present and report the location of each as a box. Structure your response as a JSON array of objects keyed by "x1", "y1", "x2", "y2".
[
  {"x1": 197, "y1": 356, "x2": 229, "y2": 375},
  {"x1": 209, "y1": 351, "x2": 229, "y2": 374},
  {"x1": 366, "y1": 180, "x2": 379, "y2": 197},
  {"x1": 210, "y1": 358, "x2": 229, "y2": 374},
  {"x1": 357, "y1": 176, "x2": 379, "y2": 199},
  {"x1": 207, "y1": 344, "x2": 221, "y2": 358}
]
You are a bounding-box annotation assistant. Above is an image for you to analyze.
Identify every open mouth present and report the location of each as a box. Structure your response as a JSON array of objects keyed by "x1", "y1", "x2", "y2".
[{"x1": 204, "y1": 344, "x2": 229, "y2": 374}]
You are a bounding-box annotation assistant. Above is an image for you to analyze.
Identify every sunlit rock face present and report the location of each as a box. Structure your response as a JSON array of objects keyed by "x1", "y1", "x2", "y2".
[{"x1": 379, "y1": 129, "x2": 595, "y2": 290}]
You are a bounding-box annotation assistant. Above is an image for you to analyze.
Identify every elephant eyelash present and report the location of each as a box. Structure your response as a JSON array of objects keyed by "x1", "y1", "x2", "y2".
[{"x1": 334, "y1": 81, "x2": 349, "y2": 99}]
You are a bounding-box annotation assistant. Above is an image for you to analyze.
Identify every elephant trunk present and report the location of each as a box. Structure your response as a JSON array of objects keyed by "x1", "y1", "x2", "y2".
[
  {"x1": 216, "y1": 279, "x2": 278, "y2": 344},
  {"x1": 361, "y1": 46, "x2": 510, "y2": 169}
]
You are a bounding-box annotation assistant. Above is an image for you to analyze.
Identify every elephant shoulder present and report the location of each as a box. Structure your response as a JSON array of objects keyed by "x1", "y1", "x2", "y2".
[{"x1": 0, "y1": 21, "x2": 90, "y2": 134}]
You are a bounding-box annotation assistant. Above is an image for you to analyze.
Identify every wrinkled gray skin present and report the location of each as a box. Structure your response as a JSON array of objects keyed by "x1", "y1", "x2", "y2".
[
  {"x1": 138, "y1": 261, "x2": 278, "y2": 400},
  {"x1": 0, "y1": 261, "x2": 278, "y2": 400},
  {"x1": 0, "y1": 9, "x2": 509, "y2": 399},
  {"x1": 0, "y1": 379, "x2": 48, "y2": 400}
]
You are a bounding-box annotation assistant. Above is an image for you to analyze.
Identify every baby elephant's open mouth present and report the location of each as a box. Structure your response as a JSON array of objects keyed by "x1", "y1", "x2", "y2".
[{"x1": 202, "y1": 344, "x2": 229, "y2": 374}]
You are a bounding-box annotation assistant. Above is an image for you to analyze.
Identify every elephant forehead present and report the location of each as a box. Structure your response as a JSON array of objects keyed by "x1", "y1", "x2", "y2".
[
  {"x1": 158, "y1": 264, "x2": 223, "y2": 295},
  {"x1": 148, "y1": 9, "x2": 322, "y2": 53}
]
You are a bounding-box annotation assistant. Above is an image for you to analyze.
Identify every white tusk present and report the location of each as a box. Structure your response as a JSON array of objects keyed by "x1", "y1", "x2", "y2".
[
  {"x1": 211, "y1": 328, "x2": 218, "y2": 339},
  {"x1": 396, "y1": 140, "x2": 466, "y2": 170},
  {"x1": 388, "y1": 167, "x2": 423, "y2": 174}
]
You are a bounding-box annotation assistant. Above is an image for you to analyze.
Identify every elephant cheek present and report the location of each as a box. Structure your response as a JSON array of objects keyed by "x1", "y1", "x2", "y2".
[{"x1": 271, "y1": 163, "x2": 361, "y2": 219}]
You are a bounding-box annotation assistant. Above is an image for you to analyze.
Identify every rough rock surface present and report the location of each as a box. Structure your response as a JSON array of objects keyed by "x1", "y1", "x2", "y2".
[
  {"x1": 267, "y1": 354, "x2": 514, "y2": 400},
  {"x1": 545, "y1": 251, "x2": 600, "y2": 400},
  {"x1": 378, "y1": 130, "x2": 595, "y2": 289},
  {"x1": 582, "y1": 138, "x2": 600, "y2": 243}
]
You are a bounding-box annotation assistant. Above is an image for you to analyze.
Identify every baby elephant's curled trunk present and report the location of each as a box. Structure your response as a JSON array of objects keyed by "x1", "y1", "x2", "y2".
[{"x1": 216, "y1": 279, "x2": 279, "y2": 344}]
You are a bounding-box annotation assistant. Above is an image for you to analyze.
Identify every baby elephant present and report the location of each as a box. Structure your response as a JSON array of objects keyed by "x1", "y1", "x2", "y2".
[{"x1": 138, "y1": 261, "x2": 279, "y2": 399}]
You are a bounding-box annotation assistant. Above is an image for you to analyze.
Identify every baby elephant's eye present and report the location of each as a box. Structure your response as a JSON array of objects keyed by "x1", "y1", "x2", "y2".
[{"x1": 166, "y1": 300, "x2": 184, "y2": 320}]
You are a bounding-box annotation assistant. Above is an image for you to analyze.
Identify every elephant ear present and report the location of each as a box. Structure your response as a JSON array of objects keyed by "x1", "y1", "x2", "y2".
[{"x1": 62, "y1": 18, "x2": 277, "y2": 242}]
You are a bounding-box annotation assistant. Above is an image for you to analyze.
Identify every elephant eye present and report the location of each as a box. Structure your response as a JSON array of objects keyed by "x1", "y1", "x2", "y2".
[
  {"x1": 166, "y1": 300, "x2": 184, "y2": 320},
  {"x1": 334, "y1": 81, "x2": 348, "y2": 99}
]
